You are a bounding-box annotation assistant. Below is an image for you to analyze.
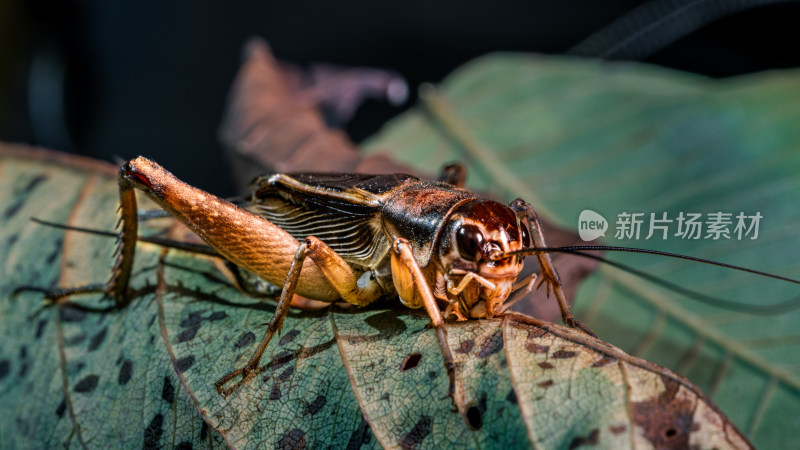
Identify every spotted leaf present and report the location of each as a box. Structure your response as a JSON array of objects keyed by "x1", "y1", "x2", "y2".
[{"x1": 1, "y1": 144, "x2": 750, "y2": 448}]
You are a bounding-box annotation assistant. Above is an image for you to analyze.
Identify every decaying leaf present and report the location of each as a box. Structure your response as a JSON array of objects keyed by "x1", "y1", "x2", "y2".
[
  {"x1": 1, "y1": 144, "x2": 751, "y2": 448},
  {"x1": 219, "y1": 38, "x2": 369, "y2": 189},
  {"x1": 278, "y1": 60, "x2": 408, "y2": 125}
]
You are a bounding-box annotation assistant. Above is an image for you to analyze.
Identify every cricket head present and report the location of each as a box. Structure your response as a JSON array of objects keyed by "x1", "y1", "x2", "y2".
[{"x1": 439, "y1": 200, "x2": 530, "y2": 318}]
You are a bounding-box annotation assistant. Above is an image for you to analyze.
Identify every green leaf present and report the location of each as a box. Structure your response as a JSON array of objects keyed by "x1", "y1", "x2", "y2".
[
  {"x1": 362, "y1": 53, "x2": 800, "y2": 449},
  {"x1": 1, "y1": 145, "x2": 751, "y2": 448},
  {"x1": 0, "y1": 147, "x2": 228, "y2": 449}
]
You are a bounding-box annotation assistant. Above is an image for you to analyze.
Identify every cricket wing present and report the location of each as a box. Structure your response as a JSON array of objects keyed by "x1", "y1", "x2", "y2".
[{"x1": 246, "y1": 173, "x2": 417, "y2": 269}]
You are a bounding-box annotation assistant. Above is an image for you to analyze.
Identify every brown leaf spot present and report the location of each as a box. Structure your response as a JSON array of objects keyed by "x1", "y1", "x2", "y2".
[
  {"x1": 17, "y1": 346, "x2": 29, "y2": 377},
  {"x1": 176, "y1": 355, "x2": 195, "y2": 373},
  {"x1": 270, "y1": 383, "x2": 281, "y2": 400},
  {"x1": 0, "y1": 359, "x2": 9, "y2": 380},
  {"x1": 631, "y1": 376, "x2": 698, "y2": 448},
  {"x1": 117, "y1": 359, "x2": 133, "y2": 385},
  {"x1": 506, "y1": 389, "x2": 518, "y2": 404},
  {"x1": 23, "y1": 173, "x2": 48, "y2": 193},
  {"x1": 526, "y1": 343, "x2": 549, "y2": 354},
  {"x1": 208, "y1": 311, "x2": 227, "y2": 321},
  {"x1": 279, "y1": 329, "x2": 301, "y2": 346},
  {"x1": 400, "y1": 352, "x2": 422, "y2": 371},
  {"x1": 4, "y1": 174, "x2": 47, "y2": 218},
  {"x1": 568, "y1": 428, "x2": 599, "y2": 448},
  {"x1": 528, "y1": 328, "x2": 548, "y2": 339},
  {"x1": 609, "y1": 424, "x2": 627, "y2": 435},
  {"x1": 346, "y1": 415, "x2": 372, "y2": 449},
  {"x1": 538, "y1": 361, "x2": 555, "y2": 370},
  {"x1": 304, "y1": 395, "x2": 327, "y2": 416},
  {"x1": 537, "y1": 379, "x2": 554, "y2": 389},
  {"x1": 234, "y1": 331, "x2": 256, "y2": 348},
  {"x1": 143, "y1": 413, "x2": 163, "y2": 450},
  {"x1": 591, "y1": 355, "x2": 617, "y2": 367},
  {"x1": 179, "y1": 311, "x2": 227, "y2": 329},
  {"x1": 88, "y1": 326, "x2": 108, "y2": 351},
  {"x1": 35, "y1": 319, "x2": 48, "y2": 339},
  {"x1": 3, "y1": 201, "x2": 23, "y2": 219},
  {"x1": 64, "y1": 332, "x2": 87, "y2": 346},
  {"x1": 278, "y1": 366, "x2": 295, "y2": 381},
  {"x1": 465, "y1": 393, "x2": 488, "y2": 430},
  {"x1": 73, "y1": 374, "x2": 99, "y2": 393},
  {"x1": 508, "y1": 319, "x2": 533, "y2": 331},
  {"x1": 59, "y1": 306, "x2": 87, "y2": 322},
  {"x1": 176, "y1": 325, "x2": 200, "y2": 343},
  {"x1": 162, "y1": 376, "x2": 175, "y2": 403},
  {"x1": 400, "y1": 415, "x2": 432, "y2": 450},
  {"x1": 552, "y1": 349, "x2": 577, "y2": 359},
  {"x1": 277, "y1": 428, "x2": 306, "y2": 450},
  {"x1": 179, "y1": 312, "x2": 203, "y2": 328},
  {"x1": 270, "y1": 350, "x2": 295, "y2": 369},
  {"x1": 477, "y1": 330, "x2": 503, "y2": 359},
  {"x1": 466, "y1": 406, "x2": 482, "y2": 430},
  {"x1": 46, "y1": 240, "x2": 61, "y2": 264},
  {"x1": 456, "y1": 339, "x2": 475, "y2": 354}
]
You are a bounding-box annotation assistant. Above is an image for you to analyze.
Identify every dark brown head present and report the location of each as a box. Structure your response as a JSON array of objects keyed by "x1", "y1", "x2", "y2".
[{"x1": 439, "y1": 200, "x2": 531, "y2": 318}]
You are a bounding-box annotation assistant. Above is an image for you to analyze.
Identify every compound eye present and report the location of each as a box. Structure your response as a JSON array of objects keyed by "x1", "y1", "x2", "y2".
[
  {"x1": 519, "y1": 222, "x2": 531, "y2": 247},
  {"x1": 456, "y1": 224, "x2": 485, "y2": 261}
]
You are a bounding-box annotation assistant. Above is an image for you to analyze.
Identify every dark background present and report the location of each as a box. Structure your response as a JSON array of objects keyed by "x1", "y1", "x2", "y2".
[{"x1": 2, "y1": 1, "x2": 800, "y2": 195}]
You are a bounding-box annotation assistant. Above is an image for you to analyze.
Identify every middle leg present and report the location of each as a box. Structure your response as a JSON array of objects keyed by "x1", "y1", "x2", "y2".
[{"x1": 216, "y1": 235, "x2": 384, "y2": 396}]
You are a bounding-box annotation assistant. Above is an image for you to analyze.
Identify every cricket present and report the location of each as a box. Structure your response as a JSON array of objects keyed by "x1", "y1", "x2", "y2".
[{"x1": 37, "y1": 155, "x2": 800, "y2": 418}]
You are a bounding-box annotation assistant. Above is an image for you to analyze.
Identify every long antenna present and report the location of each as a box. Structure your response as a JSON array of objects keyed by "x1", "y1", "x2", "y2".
[
  {"x1": 31, "y1": 218, "x2": 220, "y2": 257},
  {"x1": 507, "y1": 245, "x2": 800, "y2": 285},
  {"x1": 504, "y1": 245, "x2": 800, "y2": 314}
]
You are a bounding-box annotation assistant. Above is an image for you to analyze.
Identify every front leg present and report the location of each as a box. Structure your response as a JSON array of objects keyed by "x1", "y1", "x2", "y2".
[
  {"x1": 391, "y1": 238, "x2": 462, "y2": 413},
  {"x1": 510, "y1": 199, "x2": 596, "y2": 337}
]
